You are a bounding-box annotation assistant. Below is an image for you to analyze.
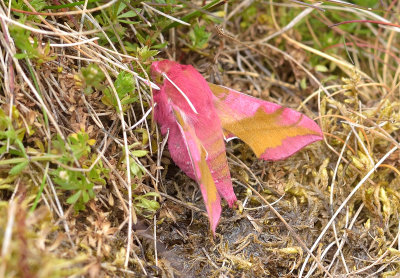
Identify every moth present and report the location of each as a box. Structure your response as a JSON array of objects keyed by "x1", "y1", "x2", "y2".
[{"x1": 151, "y1": 60, "x2": 322, "y2": 233}]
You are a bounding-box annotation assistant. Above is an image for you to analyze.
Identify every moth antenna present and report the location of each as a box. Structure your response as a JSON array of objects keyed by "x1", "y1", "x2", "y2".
[
  {"x1": 162, "y1": 72, "x2": 198, "y2": 114},
  {"x1": 224, "y1": 136, "x2": 238, "y2": 143}
]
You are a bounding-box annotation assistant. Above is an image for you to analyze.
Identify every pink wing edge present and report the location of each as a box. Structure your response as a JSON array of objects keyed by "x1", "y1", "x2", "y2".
[{"x1": 174, "y1": 116, "x2": 222, "y2": 234}]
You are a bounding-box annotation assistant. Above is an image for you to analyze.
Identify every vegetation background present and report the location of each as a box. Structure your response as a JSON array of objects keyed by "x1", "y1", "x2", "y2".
[{"x1": 0, "y1": 0, "x2": 400, "y2": 277}]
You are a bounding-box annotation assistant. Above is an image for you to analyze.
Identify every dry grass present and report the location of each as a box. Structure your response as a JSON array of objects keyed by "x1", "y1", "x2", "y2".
[{"x1": 1, "y1": 0, "x2": 400, "y2": 277}]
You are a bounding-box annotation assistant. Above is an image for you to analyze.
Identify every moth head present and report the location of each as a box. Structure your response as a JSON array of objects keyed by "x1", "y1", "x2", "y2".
[
  {"x1": 150, "y1": 60, "x2": 198, "y2": 114},
  {"x1": 150, "y1": 60, "x2": 178, "y2": 87}
]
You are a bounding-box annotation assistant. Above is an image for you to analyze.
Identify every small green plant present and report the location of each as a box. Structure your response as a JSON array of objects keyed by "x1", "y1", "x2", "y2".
[
  {"x1": 123, "y1": 144, "x2": 159, "y2": 217},
  {"x1": 11, "y1": 0, "x2": 47, "y2": 11},
  {"x1": 129, "y1": 146, "x2": 148, "y2": 179},
  {"x1": 0, "y1": 107, "x2": 31, "y2": 175},
  {"x1": 51, "y1": 131, "x2": 108, "y2": 211},
  {"x1": 188, "y1": 24, "x2": 211, "y2": 50},
  {"x1": 133, "y1": 191, "x2": 160, "y2": 217},
  {"x1": 101, "y1": 71, "x2": 138, "y2": 111},
  {"x1": 75, "y1": 64, "x2": 106, "y2": 95},
  {"x1": 10, "y1": 0, "x2": 47, "y2": 22},
  {"x1": 95, "y1": 1, "x2": 172, "y2": 51},
  {"x1": 111, "y1": 1, "x2": 139, "y2": 24},
  {"x1": 163, "y1": 0, "x2": 222, "y2": 30},
  {"x1": 94, "y1": 1, "x2": 139, "y2": 46},
  {"x1": 9, "y1": 25, "x2": 56, "y2": 67},
  {"x1": 136, "y1": 46, "x2": 159, "y2": 62}
]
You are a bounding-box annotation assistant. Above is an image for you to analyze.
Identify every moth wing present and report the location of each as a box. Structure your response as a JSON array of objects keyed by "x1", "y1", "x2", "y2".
[
  {"x1": 209, "y1": 83, "x2": 323, "y2": 161},
  {"x1": 173, "y1": 109, "x2": 222, "y2": 234}
]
